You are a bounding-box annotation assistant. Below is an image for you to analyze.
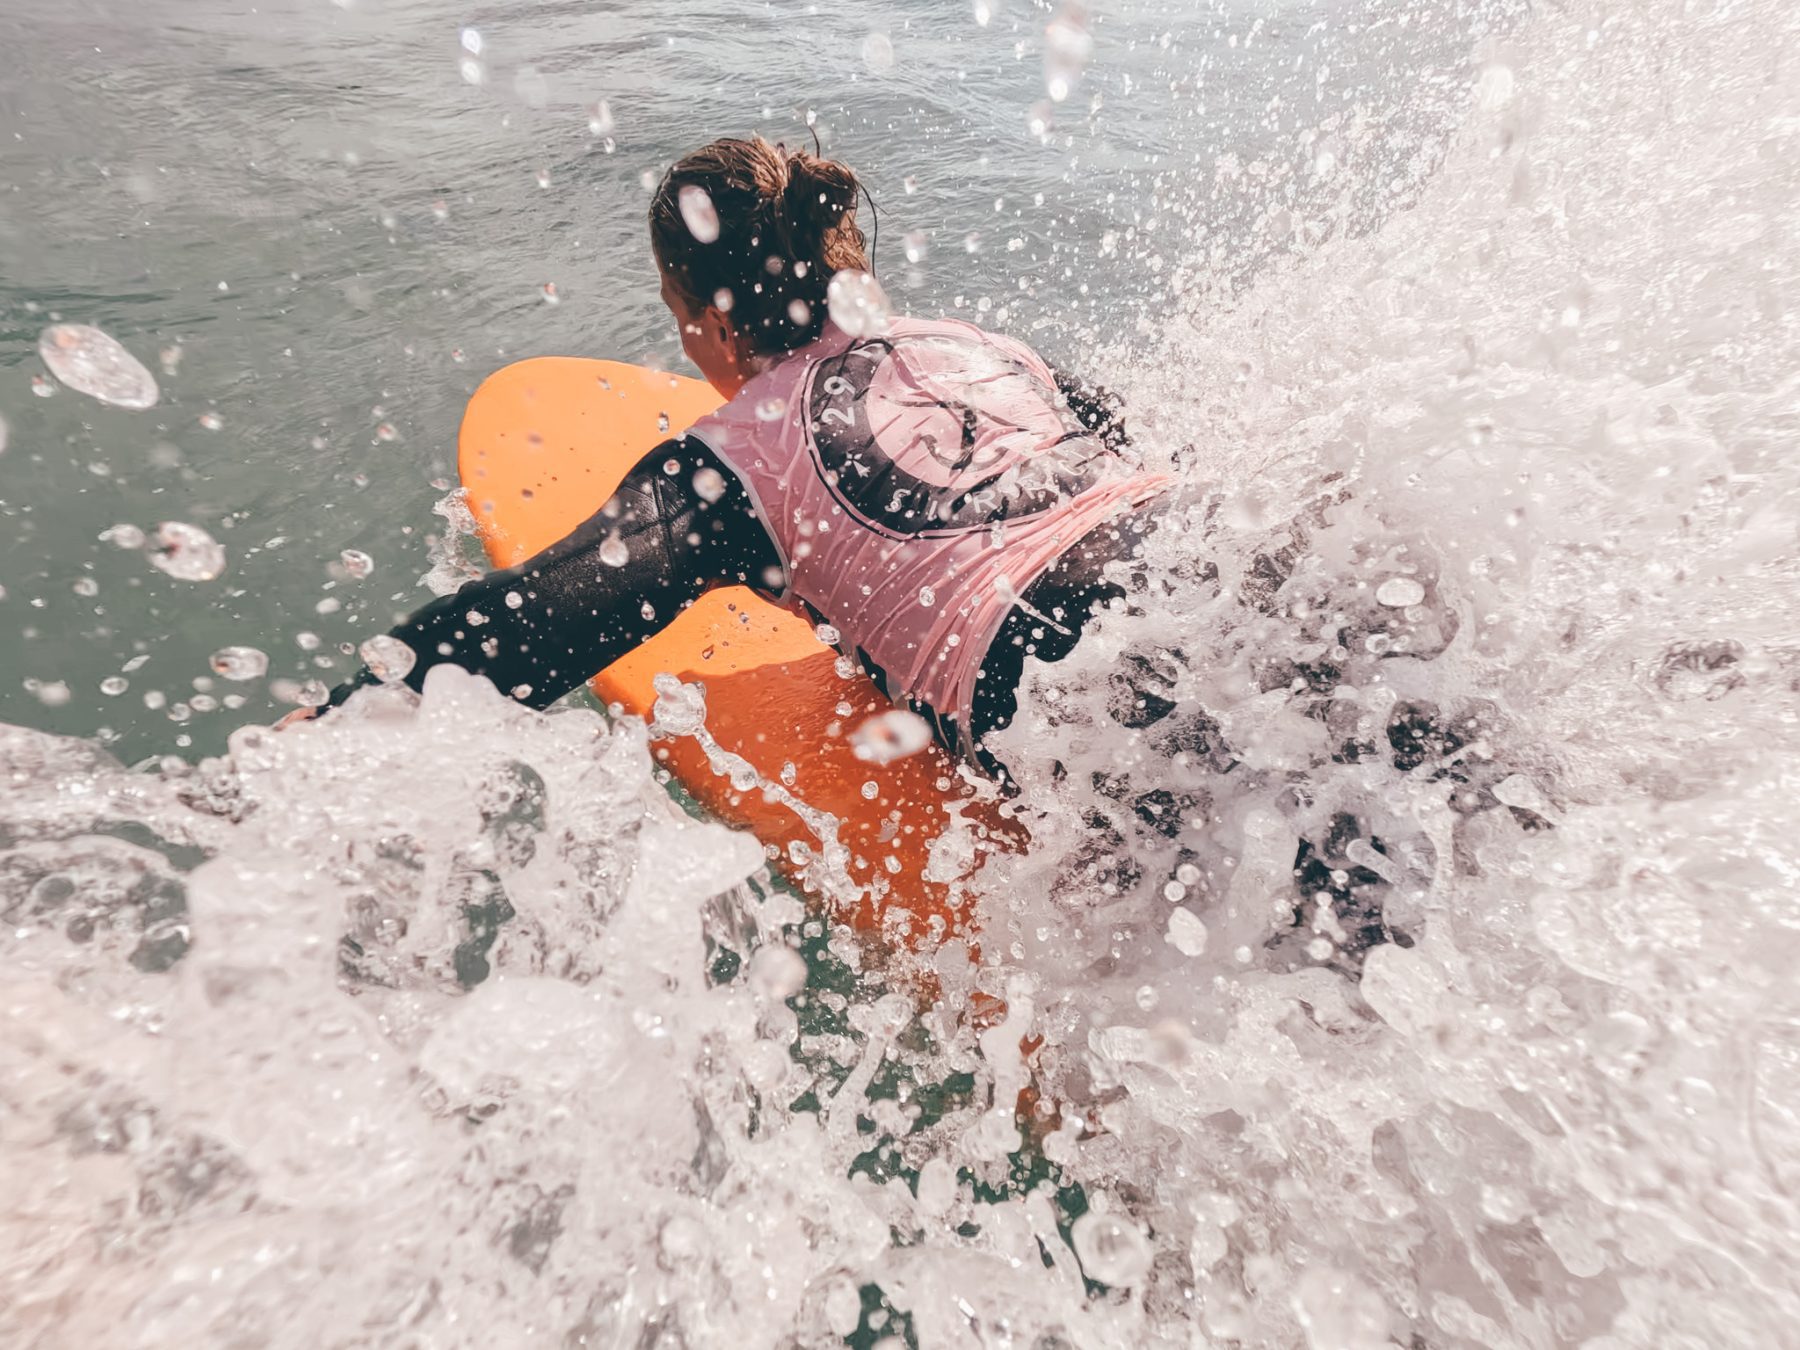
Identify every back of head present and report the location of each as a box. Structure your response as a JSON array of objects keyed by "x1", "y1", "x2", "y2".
[{"x1": 650, "y1": 136, "x2": 868, "y2": 354}]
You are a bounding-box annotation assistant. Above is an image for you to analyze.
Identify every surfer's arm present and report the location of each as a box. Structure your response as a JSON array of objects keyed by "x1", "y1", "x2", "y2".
[
  {"x1": 1051, "y1": 368, "x2": 1130, "y2": 453},
  {"x1": 326, "y1": 435, "x2": 781, "y2": 713}
]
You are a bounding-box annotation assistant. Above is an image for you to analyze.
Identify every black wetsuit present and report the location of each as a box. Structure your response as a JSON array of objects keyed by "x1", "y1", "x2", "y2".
[{"x1": 331, "y1": 372, "x2": 1155, "y2": 765}]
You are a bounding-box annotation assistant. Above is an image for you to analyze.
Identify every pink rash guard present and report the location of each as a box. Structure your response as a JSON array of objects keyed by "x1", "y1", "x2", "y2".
[{"x1": 685, "y1": 316, "x2": 1173, "y2": 731}]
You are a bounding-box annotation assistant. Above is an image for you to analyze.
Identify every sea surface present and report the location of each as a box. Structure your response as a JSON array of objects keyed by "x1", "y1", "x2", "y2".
[{"x1": 7, "y1": 1, "x2": 1800, "y2": 1348}]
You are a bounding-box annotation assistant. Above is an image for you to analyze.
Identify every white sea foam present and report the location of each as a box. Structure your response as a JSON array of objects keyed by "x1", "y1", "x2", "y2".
[{"x1": 3, "y1": 2, "x2": 1798, "y2": 1345}]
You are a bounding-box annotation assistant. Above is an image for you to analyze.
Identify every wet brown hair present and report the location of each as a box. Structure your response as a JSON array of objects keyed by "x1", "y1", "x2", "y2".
[{"x1": 650, "y1": 136, "x2": 868, "y2": 354}]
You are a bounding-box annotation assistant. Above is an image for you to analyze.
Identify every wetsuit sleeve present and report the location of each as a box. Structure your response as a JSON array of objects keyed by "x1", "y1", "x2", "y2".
[
  {"x1": 329, "y1": 434, "x2": 781, "y2": 711},
  {"x1": 1051, "y1": 368, "x2": 1130, "y2": 453}
]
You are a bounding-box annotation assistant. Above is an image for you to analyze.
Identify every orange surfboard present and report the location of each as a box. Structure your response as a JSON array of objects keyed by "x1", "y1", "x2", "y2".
[{"x1": 457, "y1": 358, "x2": 1019, "y2": 943}]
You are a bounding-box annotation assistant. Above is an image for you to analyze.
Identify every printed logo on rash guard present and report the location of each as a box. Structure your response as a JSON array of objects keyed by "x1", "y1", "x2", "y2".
[{"x1": 805, "y1": 333, "x2": 1109, "y2": 539}]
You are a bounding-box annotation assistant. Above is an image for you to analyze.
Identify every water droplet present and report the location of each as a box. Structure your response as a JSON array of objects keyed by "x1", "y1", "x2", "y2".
[
  {"x1": 159, "y1": 344, "x2": 183, "y2": 376},
  {"x1": 31, "y1": 375, "x2": 54, "y2": 398},
  {"x1": 861, "y1": 31, "x2": 895, "y2": 72},
  {"x1": 30, "y1": 680, "x2": 72, "y2": 708},
  {"x1": 339, "y1": 548, "x2": 374, "y2": 578},
  {"x1": 748, "y1": 944, "x2": 808, "y2": 999},
  {"x1": 787, "y1": 298, "x2": 812, "y2": 327},
  {"x1": 72, "y1": 577, "x2": 98, "y2": 598},
  {"x1": 902, "y1": 174, "x2": 919, "y2": 195},
  {"x1": 657, "y1": 411, "x2": 671, "y2": 433},
  {"x1": 814, "y1": 622, "x2": 841, "y2": 646},
  {"x1": 678, "y1": 185, "x2": 720, "y2": 244},
  {"x1": 1044, "y1": 2, "x2": 1093, "y2": 103},
  {"x1": 515, "y1": 67, "x2": 549, "y2": 109},
  {"x1": 963, "y1": 232, "x2": 982, "y2": 254},
  {"x1": 825, "y1": 270, "x2": 893, "y2": 338},
  {"x1": 1166, "y1": 908, "x2": 1209, "y2": 957},
  {"x1": 692, "y1": 466, "x2": 726, "y2": 502},
  {"x1": 359, "y1": 634, "x2": 417, "y2": 683},
  {"x1": 541, "y1": 282, "x2": 560, "y2": 305},
  {"x1": 587, "y1": 100, "x2": 615, "y2": 136},
  {"x1": 850, "y1": 709, "x2": 934, "y2": 764},
  {"x1": 198, "y1": 410, "x2": 223, "y2": 431},
  {"x1": 1375, "y1": 577, "x2": 1426, "y2": 608},
  {"x1": 37, "y1": 324, "x2": 160, "y2": 410},
  {"x1": 459, "y1": 27, "x2": 483, "y2": 55},
  {"x1": 100, "y1": 676, "x2": 128, "y2": 697},
  {"x1": 860, "y1": 780, "x2": 880, "y2": 800},
  {"x1": 535, "y1": 165, "x2": 552, "y2": 190},
  {"x1": 102, "y1": 523, "x2": 144, "y2": 550},
  {"x1": 375, "y1": 422, "x2": 398, "y2": 443},
  {"x1": 902, "y1": 230, "x2": 929, "y2": 265},
  {"x1": 755, "y1": 397, "x2": 788, "y2": 423},
  {"x1": 973, "y1": 0, "x2": 994, "y2": 26},
  {"x1": 209, "y1": 646, "x2": 269, "y2": 681},
  {"x1": 598, "y1": 535, "x2": 630, "y2": 567},
  {"x1": 149, "y1": 522, "x2": 226, "y2": 582},
  {"x1": 1070, "y1": 1211, "x2": 1152, "y2": 1286},
  {"x1": 918, "y1": 585, "x2": 937, "y2": 607}
]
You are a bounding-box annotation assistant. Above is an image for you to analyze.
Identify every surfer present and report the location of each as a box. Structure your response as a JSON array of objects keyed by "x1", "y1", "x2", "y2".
[{"x1": 316, "y1": 136, "x2": 1174, "y2": 771}]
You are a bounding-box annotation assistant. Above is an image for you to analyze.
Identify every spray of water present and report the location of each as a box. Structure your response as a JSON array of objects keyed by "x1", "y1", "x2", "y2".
[{"x1": 5, "y1": 1, "x2": 1799, "y2": 1346}]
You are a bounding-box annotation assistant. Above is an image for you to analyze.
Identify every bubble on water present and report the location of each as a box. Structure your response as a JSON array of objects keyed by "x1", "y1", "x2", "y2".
[
  {"x1": 149, "y1": 522, "x2": 226, "y2": 582},
  {"x1": 678, "y1": 185, "x2": 720, "y2": 244},
  {"x1": 72, "y1": 577, "x2": 98, "y2": 598},
  {"x1": 339, "y1": 549, "x2": 374, "y2": 579},
  {"x1": 825, "y1": 270, "x2": 892, "y2": 338},
  {"x1": 198, "y1": 410, "x2": 223, "y2": 431},
  {"x1": 861, "y1": 32, "x2": 895, "y2": 72},
  {"x1": 787, "y1": 298, "x2": 812, "y2": 327},
  {"x1": 31, "y1": 375, "x2": 54, "y2": 398},
  {"x1": 755, "y1": 397, "x2": 788, "y2": 423},
  {"x1": 359, "y1": 635, "x2": 417, "y2": 684},
  {"x1": 598, "y1": 535, "x2": 630, "y2": 568},
  {"x1": 860, "y1": 781, "x2": 880, "y2": 800},
  {"x1": 850, "y1": 709, "x2": 933, "y2": 765},
  {"x1": 918, "y1": 585, "x2": 937, "y2": 607},
  {"x1": 209, "y1": 647, "x2": 269, "y2": 682},
  {"x1": 1070, "y1": 1210, "x2": 1152, "y2": 1287},
  {"x1": 691, "y1": 466, "x2": 726, "y2": 502},
  {"x1": 1375, "y1": 577, "x2": 1426, "y2": 608},
  {"x1": 1043, "y1": 1, "x2": 1093, "y2": 103},
  {"x1": 100, "y1": 676, "x2": 128, "y2": 696},
  {"x1": 37, "y1": 324, "x2": 160, "y2": 410}
]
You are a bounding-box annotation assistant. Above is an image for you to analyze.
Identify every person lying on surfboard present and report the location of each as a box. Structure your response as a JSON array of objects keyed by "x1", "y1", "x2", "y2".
[{"x1": 317, "y1": 135, "x2": 1174, "y2": 772}]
